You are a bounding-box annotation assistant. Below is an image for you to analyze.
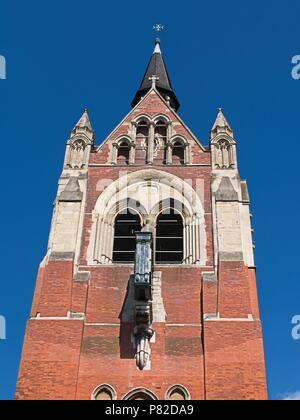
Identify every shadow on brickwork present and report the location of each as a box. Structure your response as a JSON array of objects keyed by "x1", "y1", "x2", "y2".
[{"x1": 119, "y1": 275, "x2": 136, "y2": 359}]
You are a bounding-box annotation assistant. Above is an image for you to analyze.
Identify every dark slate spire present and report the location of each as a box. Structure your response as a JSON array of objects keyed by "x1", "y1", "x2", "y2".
[{"x1": 131, "y1": 38, "x2": 180, "y2": 111}]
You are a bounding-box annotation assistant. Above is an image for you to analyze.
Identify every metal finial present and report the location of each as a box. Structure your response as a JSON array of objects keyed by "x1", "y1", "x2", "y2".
[{"x1": 153, "y1": 24, "x2": 164, "y2": 32}]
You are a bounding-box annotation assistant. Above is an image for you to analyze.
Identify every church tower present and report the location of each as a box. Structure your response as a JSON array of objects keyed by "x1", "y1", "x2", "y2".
[{"x1": 16, "y1": 39, "x2": 267, "y2": 400}]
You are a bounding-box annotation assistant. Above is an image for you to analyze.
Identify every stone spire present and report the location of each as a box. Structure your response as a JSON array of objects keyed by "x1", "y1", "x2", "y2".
[
  {"x1": 71, "y1": 108, "x2": 94, "y2": 141},
  {"x1": 131, "y1": 38, "x2": 180, "y2": 111},
  {"x1": 210, "y1": 108, "x2": 233, "y2": 140}
]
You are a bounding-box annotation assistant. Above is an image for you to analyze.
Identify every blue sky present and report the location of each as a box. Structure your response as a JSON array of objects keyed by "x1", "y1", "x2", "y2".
[{"x1": 0, "y1": 0, "x2": 299, "y2": 400}]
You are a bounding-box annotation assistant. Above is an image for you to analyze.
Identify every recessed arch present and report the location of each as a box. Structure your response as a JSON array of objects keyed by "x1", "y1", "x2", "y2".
[
  {"x1": 117, "y1": 140, "x2": 130, "y2": 165},
  {"x1": 132, "y1": 114, "x2": 152, "y2": 125},
  {"x1": 95, "y1": 170, "x2": 204, "y2": 217},
  {"x1": 90, "y1": 169, "x2": 207, "y2": 266},
  {"x1": 171, "y1": 136, "x2": 187, "y2": 145},
  {"x1": 112, "y1": 136, "x2": 135, "y2": 165},
  {"x1": 150, "y1": 198, "x2": 190, "y2": 219},
  {"x1": 92, "y1": 384, "x2": 117, "y2": 400},
  {"x1": 153, "y1": 114, "x2": 170, "y2": 125},
  {"x1": 171, "y1": 137, "x2": 187, "y2": 166},
  {"x1": 123, "y1": 388, "x2": 158, "y2": 401},
  {"x1": 165, "y1": 385, "x2": 190, "y2": 401}
]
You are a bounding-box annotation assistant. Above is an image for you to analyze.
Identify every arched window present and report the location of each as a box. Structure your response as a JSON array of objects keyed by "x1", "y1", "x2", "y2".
[
  {"x1": 166, "y1": 385, "x2": 190, "y2": 400},
  {"x1": 117, "y1": 140, "x2": 130, "y2": 165},
  {"x1": 154, "y1": 120, "x2": 168, "y2": 163},
  {"x1": 172, "y1": 140, "x2": 185, "y2": 165},
  {"x1": 68, "y1": 139, "x2": 87, "y2": 169},
  {"x1": 156, "y1": 209, "x2": 184, "y2": 264},
  {"x1": 136, "y1": 120, "x2": 149, "y2": 140},
  {"x1": 92, "y1": 384, "x2": 117, "y2": 400},
  {"x1": 217, "y1": 139, "x2": 232, "y2": 168},
  {"x1": 113, "y1": 211, "x2": 141, "y2": 263},
  {"x1": 123, "y1": 388, "x2": 158, "y2": 400}
]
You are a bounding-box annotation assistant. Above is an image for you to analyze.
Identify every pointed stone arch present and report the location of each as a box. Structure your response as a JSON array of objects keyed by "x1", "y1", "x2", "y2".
[
  {"x1": 165, "y1": 385, "x2": 190, "y2": 400},
  {"x1": 210, "y1": 133, "x2": 237, "y2": 170},
  {"x1": 92, "y1": 384, "x2": 117, "y2": 400},
  {"x1": 123, "y1": 388, "x2": 158, "y2": 401},
  {"x1": 88, "y1": 169, "x2": 207, "y2": 266},
  {"x1": 111, "y1": 136, "x2": 135, "y2": 165}
]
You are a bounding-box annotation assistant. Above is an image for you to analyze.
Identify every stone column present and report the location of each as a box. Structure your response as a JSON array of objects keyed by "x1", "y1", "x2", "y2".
[
  {"x1": 129, "y1": 143, "x2": 135, "y2": 165},
  {"x1": 185, "y1": 143, "x2": 191, "y2": 165},
  {"x1": 93, "y1": 215, "x2": 102, "y2": 263},
  {"x1": 147, "y1": 122, "x2": 155, "y2": 164},
  {"x1": 166, "y1": 142, "x2": 173, "y2": 165}
]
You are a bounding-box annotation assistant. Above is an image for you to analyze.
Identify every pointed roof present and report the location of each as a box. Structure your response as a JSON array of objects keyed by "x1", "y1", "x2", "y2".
[
  {"x1": 73, "y1": 108, "x2": 93, "y2": 132},
  {"x1": 210, "y1": 108, "x2": 233, "y2": 139},
  {"x1": 131, "y1": 38, "x2": 180, "y2": 111},
  {"x1": 71, "y1": 108, "x2": 94, "y2": 141}
]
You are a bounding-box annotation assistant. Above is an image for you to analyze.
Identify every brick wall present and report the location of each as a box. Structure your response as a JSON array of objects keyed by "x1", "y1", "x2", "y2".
[{"x1": 15, "y1": 91, "x2": 267, "y2": 400}]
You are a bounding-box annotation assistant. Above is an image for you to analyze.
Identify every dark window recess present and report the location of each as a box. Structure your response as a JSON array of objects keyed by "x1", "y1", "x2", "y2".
[
  {"x1": 113, "y1": 213, "x2": 141, "y2": 263},
  {"x1": 156, "y1": 210, "x2": 183, "y2": 264},
  {"x1": 136, "y1": 121, "x2": 149, "y2": 139},
  {"x1": 172, "y1": 141, "x2": 185, "y2": 165},
  {"x1": 117, "y1": 141, "x2": 130, "y2": 165}
]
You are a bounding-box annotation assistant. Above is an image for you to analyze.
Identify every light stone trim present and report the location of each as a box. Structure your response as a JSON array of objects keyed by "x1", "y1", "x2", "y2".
[
  {"x1": 202, "y1": 272, "x2": 217, "y2": 283},
  {"x1": 211, "y1": 171, "x2": 255, "y2": 269},
  {"x1": 166, "y1": 324, "x2": 202, "y2": 327},
  {"x1": 88, "y1": 169, "x2": 207, "y2": 266},
  {"x1": 91, "y1": 384, "x2": 117, "y2": 401},
  {"x1": 210, "y1": 133, "x2": 237, "y2": 170},
  {"x1": 73, "y1": 271, "x2": 91, "y2": 282},
  {"x1": 47, "y1": 172, "x2": 88, "y2": 272},
  {"x1": 32, "y1": 312, "x2": 85, "y2": 321},
  {"x1": 203, "y1": 313, "x2": 254, "y2": 322},
  {"x1": 165, "y1": 385, "x2": 191, "y2": 401},
  {"x1": 151, "y1": 272, "x2": 166, "y2": 323},
  {"x1": 111, "y1": 136, "x2": 136, "y2": 165},
  {"x1": 122, "y1": 388, "x2": 159, "y2": 401}
]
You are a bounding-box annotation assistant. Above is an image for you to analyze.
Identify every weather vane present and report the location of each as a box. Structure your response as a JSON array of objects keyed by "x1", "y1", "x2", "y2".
[{"x1": 153, "y1": 24, "x2": 164, "y2": 32}]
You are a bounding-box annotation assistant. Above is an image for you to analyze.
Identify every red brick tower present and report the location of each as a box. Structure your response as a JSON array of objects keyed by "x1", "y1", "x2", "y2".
[{"x1": 16, "y1": 39, "x2": 267, "y2": 400}]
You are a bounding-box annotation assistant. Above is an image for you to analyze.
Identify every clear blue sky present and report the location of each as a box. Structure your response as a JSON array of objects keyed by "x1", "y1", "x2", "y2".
[{"x1": 0, "y1": 0, "x2": 299, "y2": 400}]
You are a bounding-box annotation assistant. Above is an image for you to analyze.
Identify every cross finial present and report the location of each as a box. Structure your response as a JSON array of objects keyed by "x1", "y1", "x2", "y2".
[
  {"x1": 149, "y1": 75, "x2": 159, "y2": 89},
  {"x1": 153, "y1": 24, "x2": 164, "y2": 32}
]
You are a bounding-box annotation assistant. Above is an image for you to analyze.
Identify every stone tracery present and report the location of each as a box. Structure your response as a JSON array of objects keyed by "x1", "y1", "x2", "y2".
[{"x1": 89, "y1": 169, "x2": 206, "y2": 266}]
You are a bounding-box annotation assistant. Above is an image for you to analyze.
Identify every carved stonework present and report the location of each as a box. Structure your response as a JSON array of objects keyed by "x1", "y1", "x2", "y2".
[
  {"x1": 215, "y1": 140, "x2": 233, "y2": 169},
  {"x1": 63, "y1": 109, "x2": 93, "y2": 170},
  {"x1": 134, "y1": 325, "x2": 154, "y2": 371},
  {"x1": 67, "y1": 139, "x2": 87, "y2": 169}
]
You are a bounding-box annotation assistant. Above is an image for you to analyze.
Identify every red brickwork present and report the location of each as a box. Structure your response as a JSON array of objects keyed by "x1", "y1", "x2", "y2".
[{"x1": 15, "y1": 91, "x2": 267, "y2": 400}]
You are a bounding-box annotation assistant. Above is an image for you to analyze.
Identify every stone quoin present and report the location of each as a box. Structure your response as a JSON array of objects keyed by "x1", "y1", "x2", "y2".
[{"x1": 15, "y1": 38, "x2": 268, "y2": 400}]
